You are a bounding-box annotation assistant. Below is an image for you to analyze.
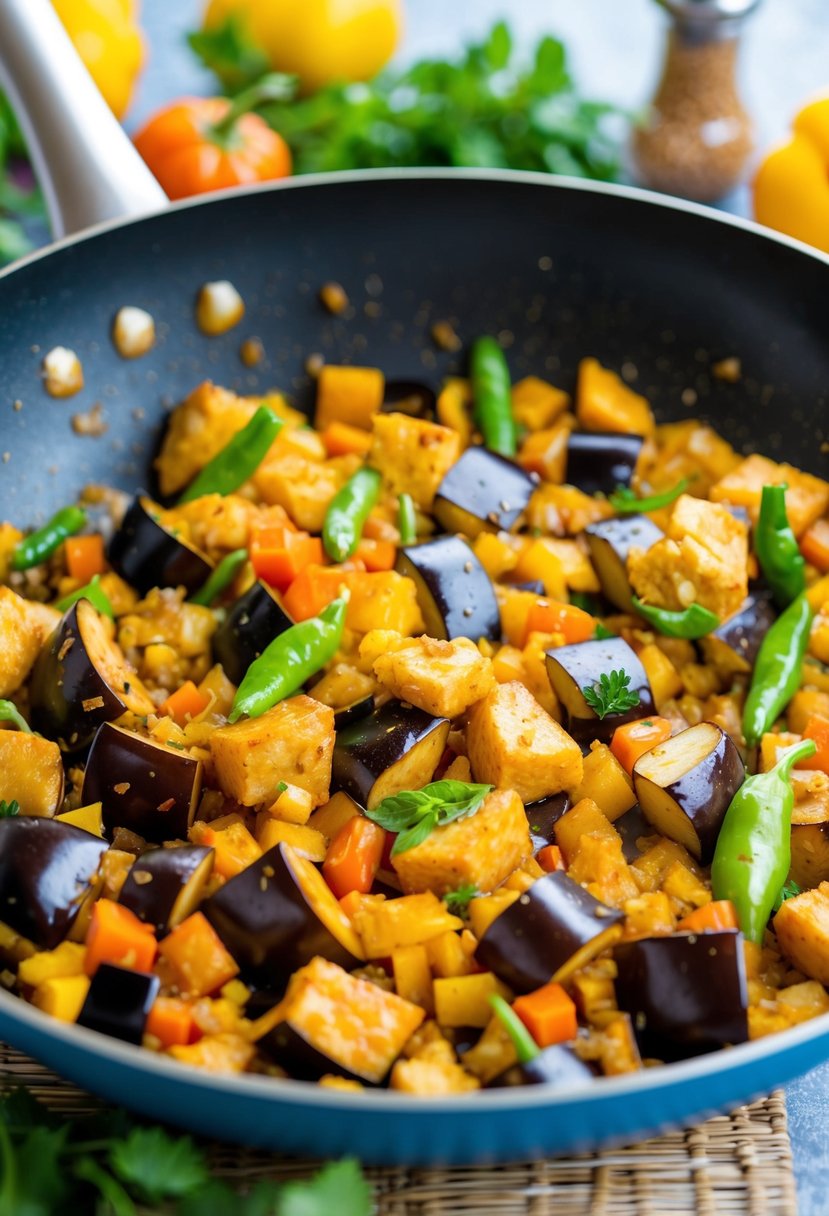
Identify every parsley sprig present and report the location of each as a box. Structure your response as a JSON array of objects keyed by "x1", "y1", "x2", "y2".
[
  {"x1": 443, "y1": 883, "x2": 480, "y2": 918},
  {"x1": 582, "y1": 669, "x2": 641, "y2": 719},
  {"x1": 366, "y1": 780, "x2": 493, "y2": 856},
  {"x1": 771, "y1": 879, "x2": 802, "y2": 914},
  {"x1": 608, "y1": 477, "x2": 689, "y2": 515}
]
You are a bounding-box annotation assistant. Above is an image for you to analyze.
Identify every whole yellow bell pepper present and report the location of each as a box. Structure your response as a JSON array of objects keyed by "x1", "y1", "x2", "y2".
[
  {"x1": 52, "y1": 0, "x2": 145, "y2": 120},
  {"x1": 202, "y1": 0, "x2": 402, "y2": 95},
  {"x1": 754, "y1": 98, "x2": 829, "y2": 253}
]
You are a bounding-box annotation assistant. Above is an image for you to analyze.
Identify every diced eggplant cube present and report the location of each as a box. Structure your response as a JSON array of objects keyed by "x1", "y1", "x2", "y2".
[
  {"x1": 524, "y1": 793, "x2": 570, "y2": 853},
  {"x1": 78, "y1": 962, "x2": 159, "y2": 1045},
  {"x1": 83, "y1": 722, "x2": 203, "y2": 843},
  {"x1": 699, "y1": 590, "x2": 776, "y2": 677},
  {"x1": 475, "y1": 870, "x2": 623, "y2": 994},
  {"x1": 433, "y1": 447, "x2": 535, "y2": 538},
  {"x1": 614, "y1": 930, "x2": 748, "y2": 1057},
  {"x1": 565, "y1": 432, "x2": 644, "y2": 497},
  {"x1": 212, "y1": 580, "x2": 294, "y2": 686},
  {"x1": 633, "y1": 722, "x2": 744, "y2": 863},
  {"x1": 332, "y1": 700, "x2": 449, "y2": 810},
  {"x1": 396, "y1": 535, "x2": 500, "y2": 642},
  {"x1": 118, "y1": 844, "x2": 214, "y2": 936},
  {"x1": 109, "y1": 495, "x2": 213, "y2": 596},
  {"x1": 584, "y1": 516, "x2": 663, "y2": 612},
  {"x1": 487, "y1": 1043, "x2": 597, "y2": 1089},
  {"x1": 545, "y1": 637, "x2": 654, "y2": 743}
]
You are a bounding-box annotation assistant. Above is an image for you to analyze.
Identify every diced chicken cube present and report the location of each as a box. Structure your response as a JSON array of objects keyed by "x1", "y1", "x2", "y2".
[
  {"x1": 774, "y1": 882, "x2": 829, "y2": 985},
  {"x1": 254, "y1": 454, "x2": 361, "y2": 533},
  {"x1": 711, "y1": 453, "x2": 829, "y2": 538},
  {"x1": 0, "y1": 587, "x2": 47, "y2": 697},
  {"x1": 373, "y1": 635, "x2": 496, "y2": 719},
  {"x1": 369, "y1": 413, "x2": 462, "y2": 511}
]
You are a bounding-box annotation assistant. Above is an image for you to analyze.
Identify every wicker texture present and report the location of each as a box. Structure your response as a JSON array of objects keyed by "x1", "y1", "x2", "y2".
[{"x1": 1, "y1": 1045, "x2": 796, "y2": 1215}]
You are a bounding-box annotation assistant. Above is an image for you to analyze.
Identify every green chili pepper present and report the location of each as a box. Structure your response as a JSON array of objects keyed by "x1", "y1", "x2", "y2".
[
  {"x1": 229, "y1": 595, "x2": 348, "y2": 722},
  {"x1": 0, "y1": 700, "x2": 31, "y2": 733},
  {"x1": 755, "y1": 484, "x2": 806, "y2": 608},
  {"x1": 11, "y1": 505, "x2": 86, "y2": 571},
  {"x1": 743, "y1": 592, "x2": 813, "y2": 747},
  {"x1": 177, "y1": 406, "x2": 283, "y2": 504},
  {"x1": 608, "y1": 477, "x2": 689, "y2": 515},
  {"x1": 489, "y1": 994, "x2": 538, "y2": 1064},
  {"x1": 397, "y1": 492, "x2": 417, "y2": 546},
  {"x1": 711, "y1": 737, "x2": 816, "y2": 943},
  {"x1": 56, "y1": 573, "x2": 114, "y2": 619},
  {"x1": 189, "y1": 549, "x2": 247, "y2": 606},
  {"x1": 631, "y1": 596, "x2": 719, "y2": 640},
  {"x1": 323, "y1": 467, "x2": 382, "y2": 562},
  {"x1": 470, "y1": 335, "x2": 517, "y2": 458}
]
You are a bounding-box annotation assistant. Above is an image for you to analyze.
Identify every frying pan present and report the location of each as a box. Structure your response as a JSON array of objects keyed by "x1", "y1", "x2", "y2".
[{"x1": 0, "y1": 0, "x2": 828, "y2": 1167}]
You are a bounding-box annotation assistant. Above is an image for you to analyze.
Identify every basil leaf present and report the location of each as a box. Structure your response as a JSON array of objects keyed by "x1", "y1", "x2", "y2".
[{"x1": 391, "y1": 810, "x2": 439, "y2": 856}]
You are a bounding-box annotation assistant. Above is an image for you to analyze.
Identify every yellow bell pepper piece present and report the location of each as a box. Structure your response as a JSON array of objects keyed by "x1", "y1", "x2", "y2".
[
  {"x1": 52, "y1": 0, "x2": 144, "y2": 119},
  {"x1": 754, "y1": 98, "x2": 829, "y2": 253}
]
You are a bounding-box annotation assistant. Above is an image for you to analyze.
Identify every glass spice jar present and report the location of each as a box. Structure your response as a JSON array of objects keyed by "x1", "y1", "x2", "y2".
[{"x1": 632, "y1": 0, "x2": 760, "y2": 203}]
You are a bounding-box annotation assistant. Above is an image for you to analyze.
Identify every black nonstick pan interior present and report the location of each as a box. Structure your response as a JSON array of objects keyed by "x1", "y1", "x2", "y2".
[{"x1": 1, "y1": 171, "x2": 827, "y2": 521}]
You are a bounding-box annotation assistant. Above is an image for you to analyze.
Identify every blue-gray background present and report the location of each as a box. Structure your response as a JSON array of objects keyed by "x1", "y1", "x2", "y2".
[{"x1": 126, "y1": 1, "x2": 829, "y2": 1208}]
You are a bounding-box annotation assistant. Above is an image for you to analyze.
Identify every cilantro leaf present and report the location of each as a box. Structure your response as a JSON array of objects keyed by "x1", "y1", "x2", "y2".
[
  {"x1": 277, "y1": 1159, "x2": 371, "y2": 1216},
  {"x1": 443, "y1": 883, "x2": 479, "y2": 917},
  {"x1": 594, "y1": 623, "x2": 615, "y2": 640},
  {"x1": 772, "y1": 879, "x2": 802, "y2": 914},
  {"x1": 367, "y1": 779, "x2": 493, "y2": 855},
  {"x1": 188, "y1": 15, "x2": 271, "y2": 94},
  {"x1": 582, "y1": 669, "x2": 641, "y2": 719},
  {"x1": 0, "y1": 800, "x2": 19, "y2": 818},
  {"x1": 109, "y1": 1127, "x2": 208, "y2": 1204}
]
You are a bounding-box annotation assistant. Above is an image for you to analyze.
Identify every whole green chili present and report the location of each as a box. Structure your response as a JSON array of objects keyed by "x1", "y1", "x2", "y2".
[
  {"x1": 397, "y1": 492, "x2": 417, "y2": 546},
  {"x1": 489, "y1": 994, "x2": 539, "y2": 1064},
  {"x1": 11, "y1": 505, "x2": 86, "y2": 571},
  {"x1": 229, "y1": 594, "x2": 348, "y2": 722},
  {"x1": 0, "y1": 700, "x2": 31, "y2": 732},
  {"x1": 631, "y1": 596, "x2": 719, "y2": 640},
  {"x1": 189, "y1": 549, "x2": 247, "y2": 606},
  {"x1": 711, "y1": 737, "x2": 816, "y2": 943},
  {"x1": 177, "y1": 406, "x2": 282, "y2": 504},
  {"x1": 608, "y1": 477, "x2": 689, "y2": 515},
  {"x1": 323, "y1": 467, "x2": 382, "y2": 562},
  {"x1": 56, "y1": 573, "x2": 114, "y2": 619},
  {"x1": 470, "y1": 335, "x2": 517, "y2": 458},
  {"x1": 755, "y1": 484, "x2": 806, "y2": 607},
  {"x1": 743, "y1": 592, "x2": 813, "y2": 747}
]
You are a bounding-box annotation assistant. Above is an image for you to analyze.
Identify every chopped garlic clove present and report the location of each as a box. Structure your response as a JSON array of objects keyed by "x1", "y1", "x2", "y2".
[
  {"x1": 112, "y1": 306, "x2": 156, "y2": 359},
  {"x1": 42, "y1": 346, "x2": 84, "y2": 398},
  {"x1": 196, "y1": 280, "x2": 245, "y2": 336}
]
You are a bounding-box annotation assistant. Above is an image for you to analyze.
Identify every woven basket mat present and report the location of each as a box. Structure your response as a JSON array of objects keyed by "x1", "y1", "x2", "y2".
[{"x1": 1, "y1": 1044, "x2": 797, "y2": 1216}]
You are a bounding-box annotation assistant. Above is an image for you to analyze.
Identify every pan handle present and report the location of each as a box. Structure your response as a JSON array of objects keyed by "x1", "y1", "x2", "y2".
[{"x1": 0, "y1": 0, "x2": 168, "y2": 239}]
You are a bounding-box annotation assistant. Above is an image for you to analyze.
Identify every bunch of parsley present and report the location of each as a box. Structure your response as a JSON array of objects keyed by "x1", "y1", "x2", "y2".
[
  {"x1": 190, "y1": 19, "x2": 624, "y2": 180},
  {"x1": 0, "y1": 1088, "x2": 370, "y2": 1216}
]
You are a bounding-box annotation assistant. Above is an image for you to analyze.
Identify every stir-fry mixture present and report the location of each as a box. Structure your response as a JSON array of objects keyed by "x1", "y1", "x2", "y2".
[{"x1": 3, "y1": 335, "x2": 829, "y2": 1095}]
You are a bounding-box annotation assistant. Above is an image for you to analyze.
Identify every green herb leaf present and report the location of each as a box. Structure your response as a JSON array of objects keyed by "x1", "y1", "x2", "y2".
[
  {"x1": 366, "y1": 779, "x2": 493, "y2": 855},
  {"x1": 608, "y1": 477, "x2": 689, "y2": 515},
  {"x1": 276, "y1": 1159, "x2": 372, "y2": 1216},
  {"x1": 187, "y1": 15, "x2": 271, "y2": 94},
  {"x1": 593, "y1": 622, "x2": 615, "y2": 640},
  {"x1": 582, "y1": 669, "x2": 641, "y2": 719},
  {"x1": 0, "y1": 800, "x2": 19, "y2": 818},
  {"x1": 771, "y1": 878, "x2": 802, "y2": 914},
  {"x1": 109, "y1": 1127, "x2": 208, "y2": 1204},
  {"x1": 443, "y1": 883, "x2": 480, "y2": 917}
]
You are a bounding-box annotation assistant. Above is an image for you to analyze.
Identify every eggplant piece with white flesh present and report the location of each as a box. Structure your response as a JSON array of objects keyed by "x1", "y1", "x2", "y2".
[
  {"x1": 396, "y1": 535, "x2": 500, "y2": 641},
  {"x1": 545, "y1": 636, "x2": 654, "y2": 744},
  {"x1": 699, "y1": 589, "x2": 776, "y2": 677},
  {"x1": 614, "y1": 930, "x2": 748, "y2": 1058},
  {"x1": 632, "y1": 721, "x2": 744, "y2": 863},
  {"x1": 203, "y1": 842, "x2": 364, "y2": 988},
  {"x1": 524, "y1": 792, "x2": 570, "y2": 853},
  {"x1": 212, "y1": 579, "x2": 294, "y2": 685},
  {"x1": 118, "y1": 844, "x2": 214, "y2": 936},
  {"x1": 488, "y1": 1043, "x2": 597, "y2": 1089},
  {"x1": 475, "y1": 870, "x2": 624, "y2": 994},
  {"x1": 584, "y1": 516, "x2": 663, "y2": 611},
  {"x1": 565, "y1": 432, "x2": 644, "y2": 497},
  {"x1": 109, "y1": 495, "x2": 213, "y2": 595},
  {"x1": 83, "y1": 722, "x2": 203, "y2": 843},
  {"x1": 29, "y1": 599, "x2": 155, "y2": 752},
  {"x1": 433, "y1": 447, "x2": 535, "y2": 538},
  {"x1": 77, "y1": 963, "x2": 159, "y2": 1045},
  {"x1": 0, "y1": 817, "x2": 107, "y2": 949},
  {"x1": 789, "y1": 798, "x2": 829, "y2": 889},
  {"x1": 332, "y1": 699, "x2": 450, "y2": 810}
]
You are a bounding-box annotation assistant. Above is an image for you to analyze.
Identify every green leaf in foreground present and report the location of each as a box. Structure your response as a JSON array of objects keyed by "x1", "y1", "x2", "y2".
[
  {"x1": 109, "y1": 1126, "x2": 208, "y2": 1205},
  {"x1": 367, "y1": 779, "x2": 493, "y2": 855},
  {"x1": 277, "y1": 1159, "x2": 372, "y2": 1216}
]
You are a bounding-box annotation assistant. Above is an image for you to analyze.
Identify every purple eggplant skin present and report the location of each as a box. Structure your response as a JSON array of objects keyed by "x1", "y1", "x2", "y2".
[
  {"x1": 78, "y1": 963, "x2": 160, "y2": 1046},
  {"x1": 0, "y1": 817, "x2": 107, "y2": 950},
  {"x1": 583, "y1": 515, "x2": 663, "y2": 612},
  {"x1": 109, "y1": 495, "x2": 213, "y2": 596},
  {"x1": 565, "y1": 432, "x2": 644, "y2": 497},
  {"x1": 700, "y1": 589, "x2": 776, "y2": 676},
  {"x1": 264, "y1": 1020, "x2": 376, "y2": 1085},
  {"x1": 381, "y1": 380, "x2": 437, "y2": 418},
  {"x1": 203, "y1": 843, "x2": 362, "y2": 989},
  {"x1": 524, "y1": 792, "x2": 570, "y2": 853},
  {"x1": 332, "y1": 700, "x2": 450, "y2": 810},
  {"x1": 616, "y1": 804, "x2": 653, "y2": 862},
  {"x1": 487, "y1": 1044, "x2": 598, "y2": 1089},
  {"x1": 83, "y1": 722, "x2": 203, "y2": 844},
  {"x1": 118, "y1": 845, "x2": 214, "y2": 936},
  {"x1": 545, "y1": 636, "x2": 655, "y2": 744},
  {"x1": 614, "y1": 930, "x2": 749, "y2": 1059},
  {"x1": 333, "y1": 695, "x2": 376, "y2": 731},
  {"x1": 475, "y1": 870, "x2": 624, "y2": 995},
  {"x1": 212, "y1": 580, "x2": 294, "y2": 685},
  {"x1": 433, "y1": 446, "x2": 535, "y2": 537},
  {"x1": 396, "y1": 535, "x2": 500, "y2": 642}
]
